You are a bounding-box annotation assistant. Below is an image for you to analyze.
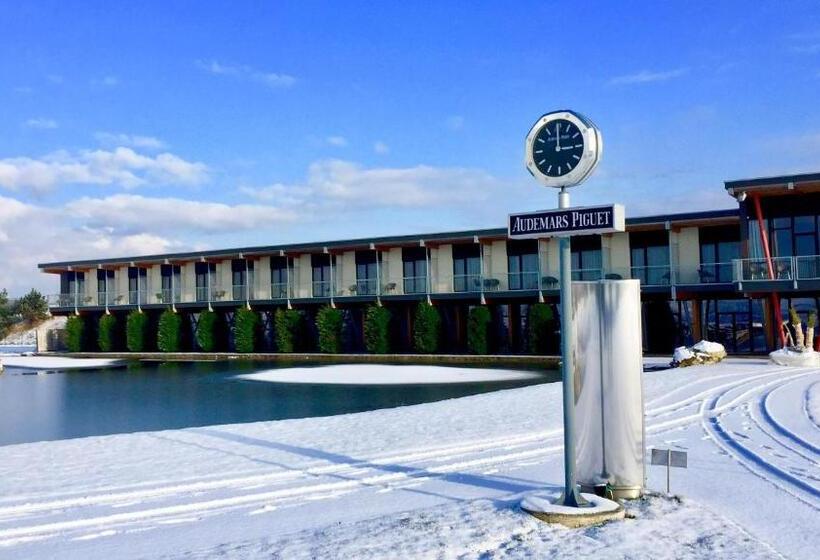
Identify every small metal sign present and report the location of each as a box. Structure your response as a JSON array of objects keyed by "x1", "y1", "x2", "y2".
[
  {"x1": 651, "y1": 448, "x2": 688, "y2": 494},
  {"x1": 508, "y1": 204, "x2": 625, "y2": 239}
]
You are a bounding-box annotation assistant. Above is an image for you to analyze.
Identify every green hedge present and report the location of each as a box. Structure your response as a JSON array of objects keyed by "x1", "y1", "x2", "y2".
[
  {"x1": 528, "y1": 303, "x2": 554, "y2": 355},
  {"x1": 413, "y1": 302, "x2": 440, "y2": 353},
  {"x1": 97, "y1": 314, "x2": 117, "y2": 352},
  {"x1": 196, "y1": 311, "x2": 218, "y2": 352},
  {"x1": 157, "y1": 309, "x2": 182, "y2": 352},
  {"x1": 275, "y1": 309, "x2": 302, "y2": 353},
  {"x1": 234, "y1": 308, "x2": 259, "y2": 353},
  {"x1": 65, "y1": 315, "x2": 84, "y2": 352},
  {"x1": 316, "y1": 306, "x2": 343, "y2": 353},
  {"x1": 126, "y1": 310, "x2": 149, "y2": 352},
  {"x1": 467, "y1": 306, "x2": 491, "y2": 355},
  {"x1": 364, "y1": 306, "x2": 391, "y2": 354}
]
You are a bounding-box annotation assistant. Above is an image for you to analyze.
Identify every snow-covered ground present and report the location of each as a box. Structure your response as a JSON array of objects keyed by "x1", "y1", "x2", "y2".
[
  {"x1": 236, "y1": 364, "x2": 540, "y2": 385},
  {"x1": 0, "y1": 356, "x2": 126, "y2": 370},
  {"x1": 0, "y1": 360, "x2": 817, "y2": 559}
]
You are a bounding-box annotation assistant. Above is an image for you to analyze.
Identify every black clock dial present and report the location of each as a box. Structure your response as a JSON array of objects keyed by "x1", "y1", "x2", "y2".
[{"x1": 531, "y1": 119, "x2": 584, "y2": 177}]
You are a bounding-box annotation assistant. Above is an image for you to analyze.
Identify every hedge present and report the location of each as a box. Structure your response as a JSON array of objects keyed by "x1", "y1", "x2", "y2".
[
  {"x1": 196, "y1": 310, "x2": 218, "y2": 352},
  {"x1": 126, "y1": 310, "x2": 149, "y2": 352},
  {"x1": 65, "y1": 315, "x2": 84, "y2": 352},
  {"x1": 157, "y1": 309, "x2": 182, "y2": 352},
  {"x1": 528, "y1": 303, "x2": 554, "y2": 355},
  {"x1": 467, "y1": 306, "x2": 491, "y2": 355},
  {"x1": 364, "y1": 306, "x2": 391, "y2": 354},
  {"x1": 97, "y1": 314, "x2": 117, "y2": 352},
  {"x1": 316, "y1": 306, "x2": 343, "y2": 353},
  {"x1": 275, "y1": 309, "x2": 302, "y2": 353},
  {"x1": 413, "y1": 302, "x2": 440, "y2": 353},
  {"x1": 234, "y1": 307, "x2": 259, "y2": 353}
]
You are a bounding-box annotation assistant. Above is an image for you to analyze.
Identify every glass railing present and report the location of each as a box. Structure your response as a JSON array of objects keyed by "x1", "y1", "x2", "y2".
[
  {"x1": 734, "y1": 257, "x2": 794, "y2": 282},
  {"x1": 231, "y1": 284, "x2": 254, "y2": 301},
  {"x1": 630, "y1": 265, "x2": 672, "y2": 286},
  {"x1": 571, "y1": 268, "x2": 603, "y2": 281},
  {"x1": 402, "y1": 276, "x2": 428, "y2": 294},
  {"x1": 453, "y1": 273, "x2": 483, "y2": 293},
  {"x1": 796, "y1": 256, "x2": 820, "y2": 280},
  {"x1": 195, "y1": 285, "x2": 225, "y2": 302},
  {"x1": 270, "y1": 282, "x2": 290, "y2": 299},
  {"x1": 312, "y1": 280, "x2": 332, "y2": 298},
  {"x1": 675, "y1": 262, "x2": 734, "y2": 284}
]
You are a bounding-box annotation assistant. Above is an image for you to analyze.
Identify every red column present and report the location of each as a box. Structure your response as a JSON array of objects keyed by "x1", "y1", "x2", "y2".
[{"x1": 751, "y1": 193, "x2": 785, "y2": 347}]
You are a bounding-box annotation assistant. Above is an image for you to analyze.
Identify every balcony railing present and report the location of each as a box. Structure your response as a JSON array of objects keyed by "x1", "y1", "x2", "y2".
[
  {"x1": 733, "y1": 257, "x2": 794, "y2": 282},
  {"x1": 312, "y1": 280, "x2": 332, "y2": 298},
  {"x1": 796, "y1": 255, "x2": 820, "y2": 280},
  {"x1": 231, "y1": 284, "x2": 254, "y2": 301},
  {"x1": 403, "y1": 275, "x2": 428, "y2": 294},
  {"x1": 270, "y1": 282, "x2": 291, "y2": 299},
  {"x1": 675, "y1": 262, "x2": 734, "y2": 284}
]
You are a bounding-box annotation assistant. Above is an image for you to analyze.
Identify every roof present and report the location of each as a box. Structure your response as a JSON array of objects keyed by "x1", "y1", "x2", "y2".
[
  {"x1": 724, "y1": 171, "x2": 820, "y2": 191},
  {"x1": 38, "y1": 207, "x2": 740, "y2": 270}
]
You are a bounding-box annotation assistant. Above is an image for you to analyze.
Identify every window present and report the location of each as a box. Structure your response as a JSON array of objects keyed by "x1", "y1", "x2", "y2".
[
  {"x1": 128, "y1": 267, "x2": 147, "y2": 305},
  {"x1": 402, "y1": 247, "x2": 427, "y2": 294},
  {"x1": 507, "y1": 239, "x2": 539, "y2": 290},
  {"x1": 195, "y1": 262, "x2": 216, "y2": 302},
  {"x1": 231, "y1": 259, "x2": 254, "y2": 300},
  {"x1": 355, "y1": 251, "x2": 380, "y2": 295},
  {"x1": 452, "y1": 244, "x2": 481, "y2": 292},
  {"x1": 699, "y1": 225, "x2": 739, "y2": 283},
  {"x1": 312, "y1": 254, "x2": 333, "y2": 297},
  {"x1": 97, "y1": 269, "x2": 115, "y2": 305},
  {"x1": 270, "y1": 257, "x2": 292, "y2": 299},
  {"x1": 160, "y1": 265, "x2": 182, "y2": 303},
  {"x1": 60, "y1": 271, "x2": 85, "y2": 306},
  {"x1": 570, "y1": 236, "x2": 602, "y2": 281},
  {"x1": 629, "y1": 230, "x2": 669, "y2": 285}
]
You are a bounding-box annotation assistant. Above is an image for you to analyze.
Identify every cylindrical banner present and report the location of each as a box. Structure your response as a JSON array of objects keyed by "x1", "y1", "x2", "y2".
[{"x1": 573, "y1": 279, "x2": 644, "y2": 498}]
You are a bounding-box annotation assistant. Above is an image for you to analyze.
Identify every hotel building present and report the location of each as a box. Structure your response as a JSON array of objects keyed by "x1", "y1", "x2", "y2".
[{"x1": 39, "y1": 172, "x2": 820, "y2": 355}]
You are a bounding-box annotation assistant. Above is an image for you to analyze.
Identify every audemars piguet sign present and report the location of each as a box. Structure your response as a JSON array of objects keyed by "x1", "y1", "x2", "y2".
[{"x1": 508, "y1": 204, "x2": 625, "y2": 239}]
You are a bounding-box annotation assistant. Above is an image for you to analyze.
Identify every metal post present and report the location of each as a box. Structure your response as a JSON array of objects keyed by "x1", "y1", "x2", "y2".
[
  {"x1": 666, "y1": 449, "x2": 671, "y2": 494},
  {"x1": 558, "y1": 187, "x2": 586, "y2": 507}
]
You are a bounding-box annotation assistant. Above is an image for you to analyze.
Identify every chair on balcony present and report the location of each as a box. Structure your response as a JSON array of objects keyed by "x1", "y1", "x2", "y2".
[
  {"x1": 382, "y1": 282, "x2": 396, "y2": 294},
  {"x1": 697, "y1": 266, "x2": 715, "y2": 283},
  {"x1": 482, "y1": 278, "x2": 500, "y2": 291},
  {"x1": 775, "y1": 262, "x2": 791, "y2": 280},
  {"x1": 541, "y1": 275, "x2": 559, "y2": 289},
  {"x1": 604, "y1": 273, "x2": 622, "y2": 280}
]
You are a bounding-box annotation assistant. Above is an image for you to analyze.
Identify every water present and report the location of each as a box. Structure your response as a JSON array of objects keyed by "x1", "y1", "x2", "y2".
[
  {"x1": 0, "y1": 345, "x2": 35, "y2": 354},
  {"x1": 0, "y1": 361, "x2": 556, "y2": 446}
]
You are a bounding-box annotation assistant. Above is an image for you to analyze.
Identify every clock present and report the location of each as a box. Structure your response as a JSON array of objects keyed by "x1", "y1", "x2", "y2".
[{"x1": 524, "y1": 110, "x2": 602, "y2": 188}]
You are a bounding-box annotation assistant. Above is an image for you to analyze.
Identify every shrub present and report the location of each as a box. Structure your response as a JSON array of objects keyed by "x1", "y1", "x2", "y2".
[
  {"x1": 234, "y1": 307, "x2": 259, "y2": 353},
  {"x1": 97, "y1": 314, "x2": 117, "y2": 352},
  {"x1": 274, "y1": 309, "x2": 302, "y2": 353},
  {"x1": 65, "y1": 315, "x2": 84, "y2": 352},
  {"x1": 364, "y1": 306, "x2": 391, "y2": 354},
  {"x1": 13, "y1": 289, "x2": 49, "y2": 323},
  {"x1": 316, "y1": 306, "x2": 343, "y2": 353},
  {"x1": 413, "y1": 302, "x2": 440, "y2": 353},
  {"x1": 157, "y1": 309, "x2": 182, "y2": 352},
  {"x1": 196, "y1": 310, "x2": 218, "y2": 352},
  {"x1": 467, "y1": 306, "x2": 491, "y2": 355},
  {"x1": 126, "y1": 310, "x2": 149, "y2": 352},
  {"x1": 528, "y1": 303, "x2": 554, "y2": 355}
]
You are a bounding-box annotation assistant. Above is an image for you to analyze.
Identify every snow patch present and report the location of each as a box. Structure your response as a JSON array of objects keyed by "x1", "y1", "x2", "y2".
[
  {"x1": 0, "y1": 356, "x2": 127, "y2": 370},
  {"x1": 769, "y1": 348, "x2": 820, "y2": 367},
  {"x1": 235, "y1": 364, "x2": 542, "y2": 385}
]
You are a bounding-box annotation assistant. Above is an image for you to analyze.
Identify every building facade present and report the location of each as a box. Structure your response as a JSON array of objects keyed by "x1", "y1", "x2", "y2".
[{"x1": 39, "y1": 172, "x2": 820, "y2": 355}]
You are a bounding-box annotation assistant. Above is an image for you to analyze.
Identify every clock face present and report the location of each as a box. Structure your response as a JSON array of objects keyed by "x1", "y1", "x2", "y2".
[{"x1": 531, "y1": 119, "x2": 584, "y2": 177}]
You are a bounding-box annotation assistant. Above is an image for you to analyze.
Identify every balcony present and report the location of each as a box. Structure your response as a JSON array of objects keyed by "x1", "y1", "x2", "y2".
[
  {"x1": 231, "y1": 284, "x2": 254, "y2": 301},
  {"x1": 270, "y1": 282, "x2": 291, "y2": 299},
  {"x1": 675, "y1": 262, "x2": 734, "y2": 285},
  {"x1": 402, "y1": 275, "x2": 428, "y2": 295},
  {"x1": 733, "y1": 255, "x2": 820, "y2": 289}
]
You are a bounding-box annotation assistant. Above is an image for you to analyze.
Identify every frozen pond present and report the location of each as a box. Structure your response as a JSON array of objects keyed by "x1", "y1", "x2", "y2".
[{"x1": 0, "y1": 361, "x2": 556, "y2": 446}]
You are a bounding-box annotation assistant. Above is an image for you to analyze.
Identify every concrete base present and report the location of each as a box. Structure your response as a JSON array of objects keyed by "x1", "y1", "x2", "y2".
[{"x1": 521, "y1": 492, "x2": 625, "y2": 528}]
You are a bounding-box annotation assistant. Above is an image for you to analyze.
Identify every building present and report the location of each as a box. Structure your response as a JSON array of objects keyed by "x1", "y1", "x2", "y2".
[{"x1": 39, "y1": 172, "x2": 820, "y2": 355}]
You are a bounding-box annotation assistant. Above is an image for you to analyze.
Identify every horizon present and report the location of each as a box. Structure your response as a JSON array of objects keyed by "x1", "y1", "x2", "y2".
[{"x1": 2, "y1": 1, "x2": 819, "y2": 294}]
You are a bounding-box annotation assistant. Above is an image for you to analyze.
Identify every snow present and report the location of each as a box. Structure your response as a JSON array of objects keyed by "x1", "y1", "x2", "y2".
[
  {"x1": 521, "y1": 491, "x2": 621, "y2": 514},
  {"x1": 673, "y1": 346, "x2": 695, "y2": 363},
  {"x1": 769, "y1": 348, "x2": 820, "y2": 367},
  {"x1": 236, "y1": 364, "x2": 541, "y2": 385},
  {"x1": 0, "y1": 356, "x2": 127, "y2": 370},
  {"x1": 692, "y1": 340, "x2": 725, "y2": 354},
  {"x1": 0, "y1": 360, "x2": 817, "y2": 559}
]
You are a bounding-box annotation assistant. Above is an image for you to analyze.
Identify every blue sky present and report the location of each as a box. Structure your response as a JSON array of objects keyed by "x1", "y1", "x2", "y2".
[{"x1": 1, "y1": 1, "x2": 819, "y2": 294}]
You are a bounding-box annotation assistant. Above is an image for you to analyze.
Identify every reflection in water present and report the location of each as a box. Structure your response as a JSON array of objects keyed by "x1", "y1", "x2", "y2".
[{"x1": 0, "y1": 362, "x2": 555, "y2": 446}]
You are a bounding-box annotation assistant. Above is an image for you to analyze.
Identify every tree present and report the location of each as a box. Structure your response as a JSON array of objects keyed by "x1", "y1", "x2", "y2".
[
  {"x1": 274, "y1": 309, "x2": 302, "y2": 353},
  {"x1": 97, "y1": 314, "x2": 117, "y2": 352},
  {"x1": 467, "y1": 306, "x2": 491, "y2": 355},
  {"x1": 528, "y1": 303, "x2": 555, "y2": 355},
  {"x1": 157, "y1": 309, "x2": 182, "y2": 352},
  {"x1": 413, "y1": 302, "x2": 440, "y2": 353},
  {"x1": 13, "y1": 289, "x2": 49, "y2": 323},
  {"x1": 364, "y1": 306, "x2": 391, "y2": 354},
  {"x1": 196, "y1": 310, "x2": 218, "y2": 352},
  {"x1": 234, "y1": 308, "x2": 259, "y2": 353},
  {"x1": 126, "y1": 310, "x2": 149, "y2": 352},
  {"x1": 65, "y1": 315, "x2": 84, "y2": 352},
  {"x1": 0, "y1": 289, "x2": 13, "y2": 340},
  {"x1": 316, "y1": 306, "x2": 343, "y2": 353}
]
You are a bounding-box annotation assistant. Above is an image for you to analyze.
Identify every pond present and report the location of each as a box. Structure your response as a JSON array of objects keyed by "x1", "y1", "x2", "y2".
[{"x1": 0, "y1": 361, "x2": 557, "y2": 447}]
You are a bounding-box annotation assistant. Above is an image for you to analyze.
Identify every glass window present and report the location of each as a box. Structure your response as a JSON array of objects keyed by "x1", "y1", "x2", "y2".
[
  {"x1": 507, "y1": 240, "x2": 539, "y2": 290},
  {"x1": 452, "y1": 244, "x2": 481, "y2": 292},
  {"x1": 402, "y1": 247, "x2": 427, "y2": 294},
  {"x1": 312, "y1": 254, "x2": 332, "y2": 297},
  {"x1": 355, "y1": 252, "x2": 379, "y2": 295}
]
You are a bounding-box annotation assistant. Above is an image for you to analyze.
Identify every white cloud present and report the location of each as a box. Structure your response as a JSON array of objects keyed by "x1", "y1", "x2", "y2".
[
  {"x1": 373, "y1": 141, "x2": 390, "y2": 154},
  {"x1": 326, "y1": 136, "x2": 348, "y2": 147},
  {"x1": 608, "y1": 68, "x2": 688, "y2": 85},
  {"x1": 65, "y1": 194, "x2": 298, "y2": 235},
  {"x1": 445, "y1": 115, "x2": 465, "y2": 131},
  {"x1": 95, "y1": 132, "x2": 167, "y2": 150},
  {"x1": 242, "y1": 159, "x2": 500, "y2": 209},
  {"x1": 0, "y1": 147, "x2": 208, "y2": 193},
  {"x1": 93, "y1": 75, "x2": 119, "y2": 87},
  {"x1": 24, "y1": 118, "x2": 58, "y2": 130},
  {"x1": 196, "y1": 59, "x2": 296, "y2": 89}
]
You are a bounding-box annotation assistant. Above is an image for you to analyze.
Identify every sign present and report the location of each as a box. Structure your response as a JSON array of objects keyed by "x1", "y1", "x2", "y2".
[
  {"x1": 508, "y1": 204, "x2": 625, "y2": 239},
  {"x1": 651, "y1": 448, "x2": 688, "y2": 468}
]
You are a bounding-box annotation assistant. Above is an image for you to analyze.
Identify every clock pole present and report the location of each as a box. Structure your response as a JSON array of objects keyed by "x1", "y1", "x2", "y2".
[{"x1": 557, "y1": 186, "x2": 586, "y2": 507}]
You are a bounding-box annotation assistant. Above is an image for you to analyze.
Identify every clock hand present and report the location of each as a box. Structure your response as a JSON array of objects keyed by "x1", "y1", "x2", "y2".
[{"x1": 555, "y1": 122, "x2": 560, "y2": 152}]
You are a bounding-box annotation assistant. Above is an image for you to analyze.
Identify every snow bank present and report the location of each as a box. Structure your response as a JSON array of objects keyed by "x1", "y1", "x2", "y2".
[
  {"x1": 769, "y1": 348, "x2": 820, "y2": 367},
  {"x1": 671, "y1": 340, "x2": 726, "y2": 367},
  {"x1": 0, "y1": 356, "x2": 127, "y2": 371},
  {"x1": 235, "y1": 364, "x2": 542, "y2": 385}
]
